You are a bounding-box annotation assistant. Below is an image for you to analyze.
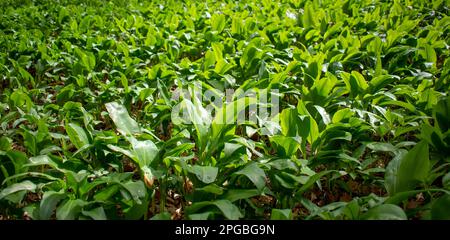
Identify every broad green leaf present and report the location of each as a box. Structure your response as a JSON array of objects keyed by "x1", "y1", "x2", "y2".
[
  {"x1": 231, "y1": 17, "x2": 242, "y2": 35},
  {"x1": 27, "y1": 155, "x2": 56, "y2": 168},
  {"x1": 107, "y1": 144, "x2": 135, "y2": 160},
  {"x1": 188, "y1": 212, "x2": 213, "y2": 220},
  {"x1": 366, "y1": 142, "x2": 397, "y2": 152},
  {"x1": 311, "y1": 73, "x2": 337, "y2": 101},
  {"x1": 66, "y1": 123, "x2": 90, "y2": 149},
  {"x1": 211, "y1": 42, "x2": 223, "y2": 61},
  {"x1": 129, "y1": 137, "x2": 158, "y2": 167},
  {"x1": 204, "y1": 50, "x2": 215, "y2": 68},
  {"x1": 295, "y1": 170, "x2": 333, "y2": 195},
  {"x1": 0, "y1": 180, "x2": 37, "y2": 200},
  {"x1": 188, "y1": 165, "x2": 218, "y2": 184},
  {"x1": 212, "y1": 200, "x2": 244, "y2": 220},
  {"x1": 419, "y1": 44, "x2": 437, "y2": 68},
  {"x1": 56, "y1": 199, "x2": 86, "y2": 220},
  {"x1": 362, "y1": 204, "x2": 407, "y2": 220},
  {"x1": 343, "y1": 199, "x2": 360, "y2": 220},
  {"x1": 197, "y1": 184, "x2": 223, "y2": 195},
  {"x1": 94, "y1": 185, "x2": 120, "y2": 202},
  {"x1": 187, "y1": 200, "x2": 243, "y2": 220},
  {"x1": 40, "y1": 191, "x2": 66, "y2": 220},
  {"x1": 82, "y1": 207, "x2": 107, "y2": 220},
  {"x1": 214, "y1": 59, "x2": 234, "y2": 75},
  {"x1": 431, "y1": 194, "x2": 450, "y2": 220},
  {"x1": 314, "y1": 105, "x2": 331, "y2": 125},
  {"x1": 270, "y1": 209, "x2": 292, "y2": 220},
  {"x1": 386, "y1": 189, "x2": 450, "y2": 205},
  {"x1": 443, "y1": 172, "x2": 450, "y2": 189},
  {"x1": 2, "y1": 172, "x2": 61, "y2": 185},
  {"x1": 240, "y1": 44, "x2": 259, "y2": 69},
  {"x1": 234, "y1": 162, "x2": 266, "y2": 191},
  {"x1": 151, "y1": 212, "x2": 172, "y2": 220},
  {"x1": 0, "y1": 136, "x2": 12, "y2": 151},
  {"x1": 368, "y1": 75, "x2": 396, "y2": 93},
  {"x1": 157, "y1": 79, "x2": 172, "y2": 107},
  {"x1": 223, "y1": 189, "x2": 261, "y2": 202},
  {"x1": 121, "y1": 180, "x2": 146, "y2": 204},
  {"x1": 280, "y1": 108, "x2": 300, "y2": 137},
  {"x1": 211, "y1": 14, "x2": 226, "y2": 33},
  {"x1": 269, "y1": 135, "x2": 300, "y2": 157},
  {"x1": 385, "y1": 141, "x2": 430, "y2": 195},
  {"x1": 347, "y1": 71, "x2": 368, "y2": 97},
  {"x1": 297, "y1": 101, "x2": 319, "y2": 146},
  {"x1": 332, "y1": 108, "x2": 354, "y2": 123},
  {"x1": 302, "y1": 2, "x2": 316, "y2": 28},
  {"x1": 105, "y1": 102, "x2": 141, "y2": 135},
  {"x1": 211, "y1": 96, "x2": 257, "y2": 140},
  {"x1": 173, "y1": 97, "x2": 211, "y2": 154},
  {"x1": 434, "y1": 96, "x2": 450, "y2": 133}
]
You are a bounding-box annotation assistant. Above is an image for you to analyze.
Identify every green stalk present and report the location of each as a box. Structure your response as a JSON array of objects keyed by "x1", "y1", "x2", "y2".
[
  {"x1": 0, "y1": 165, "x2": 10, "y2": 184},
  {"x1": 160, "y1": 178, "x2": 166, "y2": 213}
]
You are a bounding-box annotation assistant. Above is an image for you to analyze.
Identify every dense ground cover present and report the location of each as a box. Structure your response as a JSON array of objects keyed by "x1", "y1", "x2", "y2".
[{"x1": 0, "y1": 0, "x2": 449, "y2": 220}]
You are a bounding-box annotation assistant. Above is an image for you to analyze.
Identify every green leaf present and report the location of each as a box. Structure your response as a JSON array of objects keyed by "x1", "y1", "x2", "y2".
[
  {"x1": 157, "y1": 79, "x2": 172, "y2": 106},
  {"x1": 270, "y1": 209, "x2": 292, "y2": 220},
  {"x1": 240, "y1": 44, "x2": 259, "y2": 69},
  {"x1": 211, "y1": 96, "x2": 257, "y2": 141},
  {"x1": 56, "y1": 199, "x2": 86, "y2": 220},
  {"x1": 346, "y1": 71, "x2": 368, "y2": 97},
  {"x1": 332, "y1": 108, "x2": 354, "y2": 123},
  {"x1": 129, "y1": 137, "x2": 158, "y2": 167},
  {"x1": 443, "y1": 172, "x2": 450, "y2": 189},
  {"x1": 40, "y1": 191, "x2": 66, "y2": 220},
  {"x1": 0, "y1": 180, "x2": 37, "y2": 200},
  {"x1": 121, "y1": 180, "x2": 146, "y2": 205},
  {"x1": 362, "y1": 204, "x2": 407, "y2": 220},
  {"x1": 343, "y1": 199, "x2": 360, "y2": 220},
  {"x1": 174, "y1": 97, "x2": 211, "y2": 154},
  {"x1": 214, "y1": 59, "x2": 234, "y2": 75},
  {"x1": 204, "y1": 50, "x2": 215, "y2": 69},
  {"x1": 187, "y1": 200, "x2": 243, "y2": 220},
  {"x1": 297, "y1": 101, "x2": 319, "y2": 146},
  {"x1": 107, "y1": 144, "x2": 135, "y2": 160},
  {"x1": 270, "y1": 135, "x2": 300, "y2": 157},
  {"x1": 27, "y1": 155, "x2": 56, "y2": 168},
  {"x1": 431, "y1": 194, "x2": 450, "y2": 220},
  {"x1": 94, "y1": 185, "x2": 120, "y2": 202},
  {"x1": 58, "y1": 7, "x2": 69, "y2": 24},
  {"x1": 310, "y1": 73, "x2": 337, "y2": 101},
  {"x1": 234, "y1": 162, "x2": 266, "y2": 191},
  {"x1": 66, "y1": 123, "x2": 90, "y2": 149},
  {"x1": 314, "y1": 105, "x2": 331, "y2": 125},
  {"x1": 82, "y1": 207, "x2": 107, "y2": 220},
  {"x1": 419, "y1": 44, "x2": 437, "y2": 68},
  {"x1": 188, "y1": 212, "x2": 213, "y2": 220},
  {"x1": 434, "y1": 96, "x2": 450, "y2": 133},
  {"x1": 302, "y1": 2, "x2": 316, "y2": 29},
  {"x1": 197, "y1": 184, "x2": 223, "y2": 195},
  {"x1": 223, "y1": 189, "x2": 261, "y2": 202},
  {"x1": 385, "y1": 141, "x2": 430, "y2": 195},
  {"x1": 280, "y1": 108, "x2": 300, "y2": 137},
  {"x1": 295, "y1": 170, "x2": 333, "y2": 196},
  {"x1": 188, "y1": 165, "x2": 218, "y2": 184},
  {"x1": 105, "y1": 102, "x2": 141, "y2": 135},
  {"x1": 211, "y1": 14, "x2": 226, "y2": 33},
  {"x1": 0, "y1": 136, "x2": 12, "y2": 151},
  {"x1": 151, "y1": 212, "x2": 172, "y2": 220},
  {"x1": 366, "y1": 142, "x2": 397, "y2": 152},
  {"x1": 386, "y1": 189, "x2": 450, "y2": 205},
  {"x1": 368, "y1": 75, "x2": 397, "y2": 94}
]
